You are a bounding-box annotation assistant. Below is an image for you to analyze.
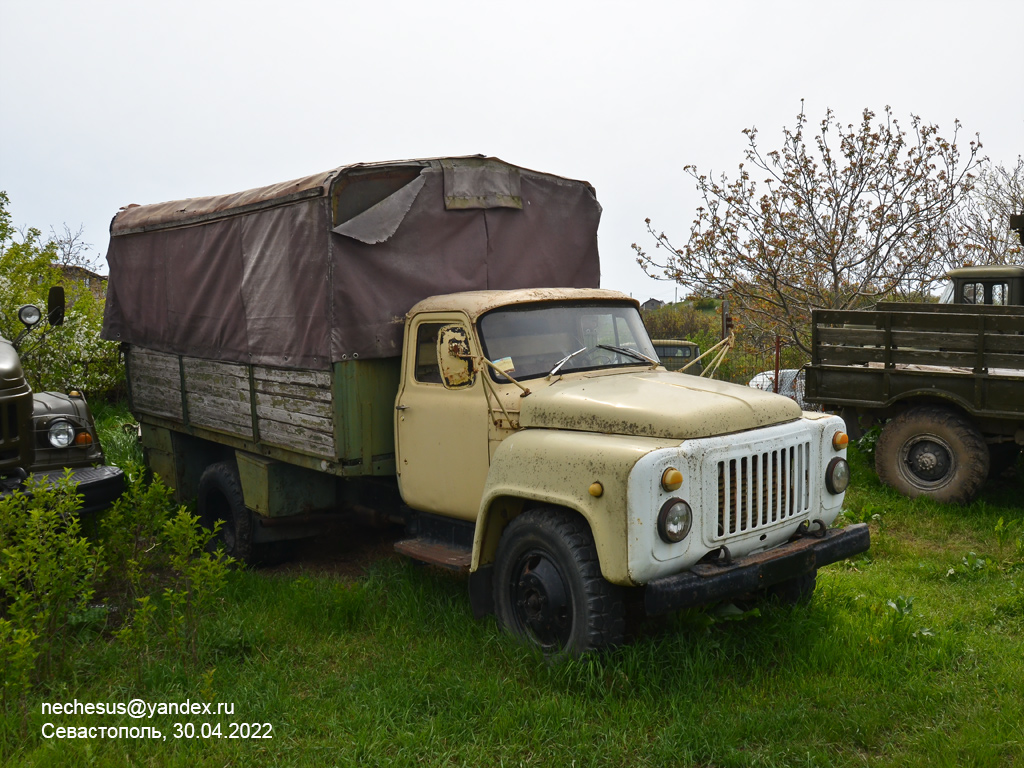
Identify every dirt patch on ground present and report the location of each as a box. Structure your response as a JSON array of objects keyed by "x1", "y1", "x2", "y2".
[{"x1": 261, "y1": 520, "x2": 405, "y2": 580}]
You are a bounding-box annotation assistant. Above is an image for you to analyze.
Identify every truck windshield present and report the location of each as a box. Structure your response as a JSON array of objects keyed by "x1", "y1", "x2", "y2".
[{"x1": 477, "y1": 302, "x2": 658, "y2": 381}]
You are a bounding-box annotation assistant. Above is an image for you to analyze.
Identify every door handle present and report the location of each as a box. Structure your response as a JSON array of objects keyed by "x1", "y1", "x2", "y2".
[{"x1": 395, "y1": 404, "x2": 409, "y2": 411}]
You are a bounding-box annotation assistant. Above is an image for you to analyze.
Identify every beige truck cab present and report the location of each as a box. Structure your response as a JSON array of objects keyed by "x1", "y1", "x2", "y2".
[{"x1": 392, "y1": 288, "x2": 868, "y2": 652}]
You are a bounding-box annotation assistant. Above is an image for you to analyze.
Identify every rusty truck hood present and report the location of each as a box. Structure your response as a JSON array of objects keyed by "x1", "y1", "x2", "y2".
[{"x1": 519, "y1": 370, "x2": 802, "y2": 439}]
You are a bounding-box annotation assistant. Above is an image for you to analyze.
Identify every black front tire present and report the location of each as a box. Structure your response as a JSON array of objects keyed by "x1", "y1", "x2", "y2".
[
  {"x1": 875, "y1": 406, "x2": 988, "y2": 504},
  {"x1": 493, "y1": 508, "x2": 624, "y2": 656},
  {"x1": 197, "y1": 461, "x2": 255, "y2": 563}
]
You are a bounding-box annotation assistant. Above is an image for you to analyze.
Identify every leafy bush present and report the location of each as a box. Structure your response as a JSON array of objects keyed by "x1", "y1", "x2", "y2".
[
  {"x1": 22, "y1": 292, "x2": 124, "y2": 399},
  {"x1": 0, "y1": 476, "x2": 104, "y2": 703},
  {"x1": 0, "y1": 463, "x2": 235, "y2": 706},
  {"x1": 641, "y1": 302, "x2": 718, "y2": 342},
  {"x1": 0, "y1": 191, "x2": 123, "y2": 399},
  {"x1": 857, "y1": 424, "x2": 883, "y2": 460},
  {"x1": 102, "y1": 470, "x2": 235, "y2": 669}
]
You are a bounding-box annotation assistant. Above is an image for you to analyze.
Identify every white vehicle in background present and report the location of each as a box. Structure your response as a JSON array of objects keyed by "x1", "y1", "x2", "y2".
[{"x1": 748, "y1": 369, "x2": 818, "y2": 411}]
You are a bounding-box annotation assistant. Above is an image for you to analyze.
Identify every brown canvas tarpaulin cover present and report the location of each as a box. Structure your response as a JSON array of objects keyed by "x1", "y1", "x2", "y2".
[{"x1": 102, "y1": 157, "x2": 602, "y2": 370}]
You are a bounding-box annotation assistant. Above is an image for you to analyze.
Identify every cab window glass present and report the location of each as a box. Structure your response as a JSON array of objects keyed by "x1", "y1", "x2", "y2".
[
  {"x1": 478, "y1": 301, "x2": 656, "y2": 381},
  {"x1": 961, "y1": 282, "x2": 983, "y2": 304},
  {"x1": 413, "y1": 323, "x2": 446, "y2": 383}
]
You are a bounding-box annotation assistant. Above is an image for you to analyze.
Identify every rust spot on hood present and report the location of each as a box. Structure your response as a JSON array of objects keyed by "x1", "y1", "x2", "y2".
[{"x1": 520, "y1": 370, "x2": 801, "y2": 439}]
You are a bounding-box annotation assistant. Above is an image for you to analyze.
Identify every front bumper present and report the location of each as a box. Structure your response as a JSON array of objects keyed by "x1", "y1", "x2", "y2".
[
  {"x1": 644, "y1": 523, "x2": 870, "y2": 616},
  {"x1": 1, "y1": 465, "x2": 126, "y2": 515}
]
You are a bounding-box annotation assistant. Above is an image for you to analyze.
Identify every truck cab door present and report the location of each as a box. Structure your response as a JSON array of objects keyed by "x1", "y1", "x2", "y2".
[{"x1": 395, "y1": 316, "x2": 490, "y2": 521}]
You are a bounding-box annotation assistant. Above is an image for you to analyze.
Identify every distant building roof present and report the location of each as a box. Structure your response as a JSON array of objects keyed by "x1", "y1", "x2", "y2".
[{"x1": 54, "y1": 264, "x2": 107, "y2": 282}]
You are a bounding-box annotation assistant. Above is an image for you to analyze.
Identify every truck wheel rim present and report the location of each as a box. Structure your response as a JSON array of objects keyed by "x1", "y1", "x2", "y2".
[
  {"x1": 510, "y1": 550, "x2": 572, "y2": 649},
  {"x1": 899, "y1": 433, "x2": 955, "y2": 488}
]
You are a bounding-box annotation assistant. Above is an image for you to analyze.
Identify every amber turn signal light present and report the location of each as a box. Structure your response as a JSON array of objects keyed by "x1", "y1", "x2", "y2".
[
  {"x1": 661, "y1": 468, "x2": 683, "y2": 492},
  {"x1": 832, "y1": 431, "x2": 849, "y2": 451},
  {"x1": 74, "y1": 432, "x2": 93, "y2": 445}
]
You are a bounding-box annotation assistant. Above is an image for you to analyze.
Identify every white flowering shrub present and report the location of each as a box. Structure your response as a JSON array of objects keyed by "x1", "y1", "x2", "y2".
[{"x1": 0, "y1": 192, "x2": 124, "y2": 399}]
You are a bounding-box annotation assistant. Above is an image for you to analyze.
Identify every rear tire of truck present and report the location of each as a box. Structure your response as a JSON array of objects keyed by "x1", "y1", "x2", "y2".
[
  {"x1": 493, "y1": 508, "x2": 624, "y2": 656},
  {"x1": 875, "y1": 406, "x2": 989, "y2": 504},
  {"x1": 197, "y1": 461, "x2": 255, "y2": 563}
]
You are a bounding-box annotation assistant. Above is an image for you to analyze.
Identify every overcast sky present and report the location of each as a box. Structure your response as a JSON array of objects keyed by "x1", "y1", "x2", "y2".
[{"x1": 2, "y1": 0, "x2": 1021, "y2": 303}]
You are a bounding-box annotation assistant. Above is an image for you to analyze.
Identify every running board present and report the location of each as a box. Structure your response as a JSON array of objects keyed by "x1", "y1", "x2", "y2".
[{"x1": 394, "y1": 538, "x2": 472, "y2": 571}]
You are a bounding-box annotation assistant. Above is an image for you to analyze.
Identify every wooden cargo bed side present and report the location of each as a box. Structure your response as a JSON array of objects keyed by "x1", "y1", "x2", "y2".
[
  {"x1": 184, "y1": 358, "x2": 253, "y2": 438},
  {"x1": 806, "y1": 306, "x2": 1024, "y2": 418},
  {"x1": 253, "y1": 367, "x2": 334, "y2": 457},
  {"x1": 128, "y1": 347, "x2": 184, "y2": 421},
  {"x1": 127, "y1": 347, "x2": 401, "y2": 476}
]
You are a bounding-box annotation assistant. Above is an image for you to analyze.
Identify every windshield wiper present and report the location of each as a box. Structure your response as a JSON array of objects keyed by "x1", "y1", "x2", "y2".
[
  {"x1": 548, "y1": 347, "x2": 587, "y2": 377},
  {"x1": 597, "y1": 344, "x2": 659, "y2": 366}
]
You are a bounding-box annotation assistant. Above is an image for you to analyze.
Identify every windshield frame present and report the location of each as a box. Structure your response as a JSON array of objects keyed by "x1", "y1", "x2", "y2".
[{"x1": 476, "y1": 300, "x2": 658, "y2": 382}]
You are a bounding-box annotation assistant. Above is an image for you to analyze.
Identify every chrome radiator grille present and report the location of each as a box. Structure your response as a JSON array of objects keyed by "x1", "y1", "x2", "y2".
[{"x1": 714, "y1": 441, "x2": 811, "y2": 540}]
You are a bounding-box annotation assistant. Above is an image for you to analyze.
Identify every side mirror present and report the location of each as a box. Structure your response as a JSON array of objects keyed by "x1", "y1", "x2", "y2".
[
  {"x1": 47, "y1": 286, "x2": 65, "y2": 327},
  {"x1": 437, "y1": 325, "x2": 476, "y2": 389}
]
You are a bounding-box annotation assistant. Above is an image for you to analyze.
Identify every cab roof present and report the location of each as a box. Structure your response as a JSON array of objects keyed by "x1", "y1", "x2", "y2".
[
  {"x1": 945, "y1": 265, "x2": 1024, "y2": 279},
  {"x1": 408, "y1": 288, "x2": 636, "y2": 322}
]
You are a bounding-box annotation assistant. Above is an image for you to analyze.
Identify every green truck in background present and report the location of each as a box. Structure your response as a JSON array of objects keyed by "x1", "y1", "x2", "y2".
[
  {"x1": 650, "y1": 339, "x2": 702, "y2": 374},
  {"x1": 0, "y1": 287, "x2": 125, "y2": 511},
  {"x1": 805, "y1": 216, "x2": 1024, "y2": 504}
]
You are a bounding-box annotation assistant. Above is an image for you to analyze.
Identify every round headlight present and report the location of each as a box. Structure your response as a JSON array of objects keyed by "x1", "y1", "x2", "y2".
[
  {"x1": 825, "y1": 457, "x2": 851, "y2": 494},
  {"x1": 48, "y1": 420, "x2": 76, "y2": 448},
  {"x1": 18, "y1": 305, "x2": 42, "y2": 327},
  {"x1": 658, "y1": 498, "x2": 693, "y2": 543}
]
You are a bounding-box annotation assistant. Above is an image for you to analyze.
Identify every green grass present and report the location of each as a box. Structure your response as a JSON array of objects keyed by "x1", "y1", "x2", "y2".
[
  {"x1": 89, "y1": 400, "x2": 143, "y2": 470},
  {"x1": 3, "y1": 432, "x2": 1023, "y2": 767}
]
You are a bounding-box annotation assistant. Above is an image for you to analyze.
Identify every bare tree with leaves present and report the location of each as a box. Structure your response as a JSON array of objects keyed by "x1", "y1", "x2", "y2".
[
  {"x1": 633, "y1": 105, "x2": 983, "y2": 353},
  {"x1": 50, "y1": 223, "x2": 105, "y2": 272},
  {"x1": 949, "y1": 156, "x2": 1023, "y2": 266}
]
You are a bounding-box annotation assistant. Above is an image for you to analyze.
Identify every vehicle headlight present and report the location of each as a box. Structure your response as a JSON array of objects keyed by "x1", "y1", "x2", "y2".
[
  {"x1": 47, "y1": 420, "x2": 76, "y2": 448},
  {"x1": 825, "y1": 457, "x2": 851, "y2": 494},
  {"x1": 18, "y1": 304, "x2": 42, "y2": 327},
  {"x1": 658, "y1": 498, "x2": 693, "y2": 543}
]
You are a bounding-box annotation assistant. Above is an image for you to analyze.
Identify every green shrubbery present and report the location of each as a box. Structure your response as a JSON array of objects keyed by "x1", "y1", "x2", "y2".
[
  {"x1": 0, "y1": 191, "x2": 123, "y2": 399},
  {"x1": 641, "y1": 300, "x2": 810, "y2": 384},
  {"x1": 0, "y1": 476, "x2": 103, "y2": 706},
  {"x1": 0, "y1": 468, "x2": 234, "y2": 711}
]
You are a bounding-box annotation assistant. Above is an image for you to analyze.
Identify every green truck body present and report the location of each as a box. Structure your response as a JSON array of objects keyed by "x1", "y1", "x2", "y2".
[
  {"x1": 0, "y1": 291, "x2": 124, "y2": 512},
  {"x1": 650, "y1": 339, "x2": 702, "y2": 374},
  {"x1": 806, "y1": 301, "x2": 1024, "y2": 503}
]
